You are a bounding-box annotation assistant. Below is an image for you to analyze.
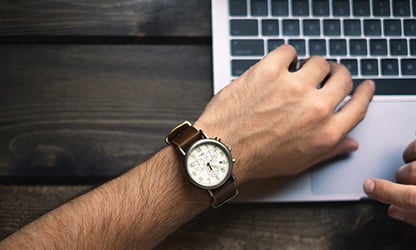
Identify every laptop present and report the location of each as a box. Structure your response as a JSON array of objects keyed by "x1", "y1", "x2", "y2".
[{"x1": 211, "y1": 0, "x2": 416, "y2": 202}]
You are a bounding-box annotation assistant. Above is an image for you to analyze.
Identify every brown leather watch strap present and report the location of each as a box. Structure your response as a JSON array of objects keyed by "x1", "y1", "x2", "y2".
[
  {"x1": 166, "y1": 121, "x2": 238, "y2": 208},
  {"x1": 170, "y1": 126, "x2": 201, "y2": 154},
  {"x1": 209, "y1": 176, "x2": 238, "y2": 208}
]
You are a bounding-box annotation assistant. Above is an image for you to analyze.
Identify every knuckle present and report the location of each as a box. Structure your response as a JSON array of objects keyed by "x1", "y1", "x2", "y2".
[
  {"x1": 338, "y1": 63, "x2": 352, "y2": 77},
  {"x1": 356, "y1": 105, "x2": 368, "y2": 123},
  {"x1": 317, "y1": 126, "x2": 342, "y2": 148},
  {"x1": 324, "y1": 128, "x2": 342, "y2": 146},
  {"x1": 312, "y1": 56, "x2": 331, "y2": 73},
  {"x1": 403, "y1": 190, "x2": 416, "y2": 208},
  {"x1": 286, "y1": 81, "x2": 306, "y2": 97},
  {"x1": 407, "y1": 162, "x2": 416, "y2": 177},
  {"x1": 344, "y1": 78, "x2": 354, "y2": 94},
  {"x1": 256, "y1": 60, "x2": 276, "y2": 78},
  {"x1": 280, "y1": 44, "x2": 297, "y2": 55},
  {"x1": 311, "y1": 99, "x2": 332, "y2": 118}
]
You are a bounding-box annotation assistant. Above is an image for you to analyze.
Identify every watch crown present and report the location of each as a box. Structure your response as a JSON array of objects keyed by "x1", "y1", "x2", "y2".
[{"x1": 232, "y1": 158, "x2": 236, "y2": 163}]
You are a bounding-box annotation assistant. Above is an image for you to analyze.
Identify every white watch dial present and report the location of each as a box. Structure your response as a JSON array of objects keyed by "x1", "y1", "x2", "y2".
[{"x1": 185, "y1": 139, "x2": 232, "y2": 189}]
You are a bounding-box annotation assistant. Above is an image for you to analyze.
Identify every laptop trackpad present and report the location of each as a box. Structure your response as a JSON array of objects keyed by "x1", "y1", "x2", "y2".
[{"x1": 311, "y1": 100, "x2": 416, "y2": 196}]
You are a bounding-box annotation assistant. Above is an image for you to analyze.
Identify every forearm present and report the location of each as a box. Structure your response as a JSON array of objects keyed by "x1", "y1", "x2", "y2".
[{"x1": 0, "y1": 147, "x2": 210, "y2": 249}]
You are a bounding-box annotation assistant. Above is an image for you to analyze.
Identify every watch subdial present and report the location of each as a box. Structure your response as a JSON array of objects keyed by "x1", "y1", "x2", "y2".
[
  {"x1": 190, "y1": 159, "x2": 206, "y2": 173},
  {"x1": 206, "y1": 162, "x2": 220, "y2": 178}
]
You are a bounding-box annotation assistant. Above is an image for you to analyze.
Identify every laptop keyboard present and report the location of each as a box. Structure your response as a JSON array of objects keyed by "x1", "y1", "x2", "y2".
[{"x1": 229, "y1": 0, "x2": 416, "y2": 94}]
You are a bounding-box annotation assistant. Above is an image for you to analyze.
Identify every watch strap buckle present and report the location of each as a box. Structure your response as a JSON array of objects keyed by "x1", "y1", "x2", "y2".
[
  {"x1": 165, "y1": 120, "x2": 192, "y2": 145},
  {"x1": 165, "y1": 121, "x2": 204, "y2": 156}
]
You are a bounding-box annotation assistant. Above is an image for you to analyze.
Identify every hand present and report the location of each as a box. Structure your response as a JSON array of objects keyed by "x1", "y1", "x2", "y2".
[
  {"x1": 195, "y1": 45, "x2": 375, "y2": 184},
  {"x1": 364, "y1": 139, "x2": 416, "y2": 225}
]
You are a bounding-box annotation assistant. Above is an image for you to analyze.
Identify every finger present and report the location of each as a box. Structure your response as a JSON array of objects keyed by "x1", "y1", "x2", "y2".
[
  {"x1": 328, "y1": 136, "x2": 359, "y2": 156},
  {"x1": 320, "y1": 62, "x2": 353, "y2": 105},
  {"x1": 295, "y1": 56, "x2": 330, "y2": 87},
  {"x1": 363, "y1": 179, "x2": 416, "y2": 210},
  {"x1": 403, "y1": 139, "x2": 416, "y2": 163},
  {"x1": 259, "y1": 44, "x2": 298, "y2": 72},
  {"x1": 396, "y1": 162, "x2": 416, "y2": 184},
  {"x1": 330, "y1": 80, "x2": 375, "y2": 135},
  {"x1": 388, "y1": 205, "x2": 416, "y2": 225}
]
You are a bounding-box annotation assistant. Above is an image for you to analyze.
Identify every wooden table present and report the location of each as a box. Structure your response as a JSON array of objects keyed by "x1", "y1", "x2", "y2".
[{"x1": 0, "y1": 1, "x2": 415, "y2": 249}]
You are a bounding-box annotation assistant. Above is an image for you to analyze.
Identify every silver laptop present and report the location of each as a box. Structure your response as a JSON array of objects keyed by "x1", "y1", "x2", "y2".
[{"x1": 211, "y1": 0, "x2": 416, "y2": 202}]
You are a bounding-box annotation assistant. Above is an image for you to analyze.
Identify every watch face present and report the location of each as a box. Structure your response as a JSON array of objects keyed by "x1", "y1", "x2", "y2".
[{"x1": 184, "y1": 139, "x2": 233, "y2": 189}]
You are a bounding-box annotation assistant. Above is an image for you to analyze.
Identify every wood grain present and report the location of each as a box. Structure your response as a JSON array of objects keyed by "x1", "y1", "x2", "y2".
[
  {"x1": 1, "y1": 1, "x2": 415, "y2": 249},
  {"x1": 0, "y1": 185, "x2": 93, "y2": 239},
  {"x1": 1, "y1": 184, "x2": 415, "y2": 249},
  {"x1": 158, "y1": 202, "x2": 416, "y2": 250},
  {"x1": 0, "y1": 45, "x2": 212, "y2": 177},
  {"x1": 0, "y1": 0, "x2": 211, "y2": 37}
]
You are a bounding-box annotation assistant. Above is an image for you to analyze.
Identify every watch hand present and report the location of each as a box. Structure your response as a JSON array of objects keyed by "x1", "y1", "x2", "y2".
[{"x1": 207, "y1": 162, "x2": 213, "y2": 171}]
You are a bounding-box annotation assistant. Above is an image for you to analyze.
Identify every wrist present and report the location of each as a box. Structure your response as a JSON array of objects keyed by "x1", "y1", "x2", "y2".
[{"x1": 158, "y1": 146, "x2": 212, "y2": 208}]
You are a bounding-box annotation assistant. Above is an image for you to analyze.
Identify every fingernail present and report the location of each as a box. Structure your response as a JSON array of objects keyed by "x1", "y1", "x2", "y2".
[
  {"x1": 390, "y1": 214, "x2": 405, "y2": 221},
  {"x1": 364, "y1": 179, "x2": 375, "y2": 193},
  {"x1": 368, "y1": 80, "x2": 376, "y2": 91},
  {"x1": 388, "y1": 207, "x2": 405, "y2": 221}
]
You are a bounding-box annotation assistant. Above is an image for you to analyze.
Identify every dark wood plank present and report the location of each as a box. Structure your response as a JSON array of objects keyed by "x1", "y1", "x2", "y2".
[
  {"x1": 0, "y1": 45, "x2": 212, "y2": 177},
  {"x1": 1, "y1": 185, "x2": 415, "y2": 248},
  {"x1": 0, "y1": 0, "x2": 210, "y2": 37},
  {"x1": 0, "y1": 185, "x2": 93, "y2": 239},
  {"x1": 158, "y1": 202, "x2": 416, "y2": 249}
]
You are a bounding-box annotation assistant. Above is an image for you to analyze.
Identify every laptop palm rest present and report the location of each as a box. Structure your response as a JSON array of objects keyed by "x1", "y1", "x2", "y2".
[{"x1": 234, "y1": 100, "x2": 416, "y2": 202}]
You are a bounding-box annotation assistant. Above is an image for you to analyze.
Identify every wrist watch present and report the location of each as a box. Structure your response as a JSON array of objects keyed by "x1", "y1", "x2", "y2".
[{"x1": 165, "y1": 121, "x2": 238, "y2": 208}]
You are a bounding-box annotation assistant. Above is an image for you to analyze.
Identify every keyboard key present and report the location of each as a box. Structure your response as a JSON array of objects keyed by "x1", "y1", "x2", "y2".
[
  {"x1": 283, "y1": 20, "x2": 300, "y2": 36},
  {"x1": 390, "y1": 39, "x2": 408, "y2": 55},
  {"x1": 292, "y1": 0, "x2": 309, "y2": 16},
  {"x1": 353, "y1": 79, "x2": 416, "y2": 95},
  {"x1": 230, "y1": 0, "x2": 247, "y2": 16},
  {"x1": 364, "y1": 20, "x2": 381, "y2": 36},
  {"x1": 326, "y1": 58, "x2": 338, "y2": 63},
  {"x1": 411, "y1": 39, "x2": 416, "y2": 55},
  {"x1": 303, "y1": 19, "x2": 321, "y2": 36},
  {"x1": 324, "y1": 20, "x2": 341, "y2": 36},
  {"x1": 230, "y1": 20, "x2": 258, "y2": 36},
  {"x1": 350, "y1": 39, "x2": 367, "y2": 55},
  {"x1": 401, "y1": 59, "x2": 416, "y2": 75},
  {"x1": 271, "y1": 0, "x2": 289, "y2": 16},
  {"x1": 393, "y1": 0, "x2": 410, "y2": 16},
  {"x1": 329, "y1": 39, "x2": 347, "y2": 56},
  {"x1": 309, "y1": 39, "x2": 327, "y2": 55},
  {"x1": 232, "y1": 59, "x2": 259, "y2": 76},
  {"x1": 384, "y1": 20, "x2": 402, "y2": 36},
  {"x1": 381, "y1": 59, "x2": 399, "y2": 75},
  {"x1": 288, "y1": 39, "x2": 306, "y2": 56},
  {"x1": 251, "y1": 0, "x2": 268, "y2": 16},
  {"x1": 370, "y1": 39, "x2": 387, "y2": 55},
  {"x1": 268, "y1": 39, "x2": 285, "y2": 52},
  {"x1": 373, "y1": 0, "x2": 390, "y2": 16},
  {"x1": 344, "y1": 20, "x2": 362, "y2": 36},
  {"x1": 262, "y1": 20, "x2": 279, "y2": 36},
  {"x1": 353, "y1": 0, "x2": 370, "y2": 16},
  {"x1": 404, "y1": 20, "x2": 416, "y2": 36},
  {"x1": 341, "y1": 59, "x2": 358, "y2": 75},
  {"x1": 312, "y1": 0, "x2": 329, "y2": 16},
  {"x1": 231, "y1": 39, "x2": 264, "y2": 56},
  {"x1": 333, "y1": 0, "x2": 350, "y2": 16},
  {"x1": 414, "y1": 1, "x2": 416, "y2": 17},
  {"x1": 361, "y1": 59, "x2": 379, "y2": 75}
]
